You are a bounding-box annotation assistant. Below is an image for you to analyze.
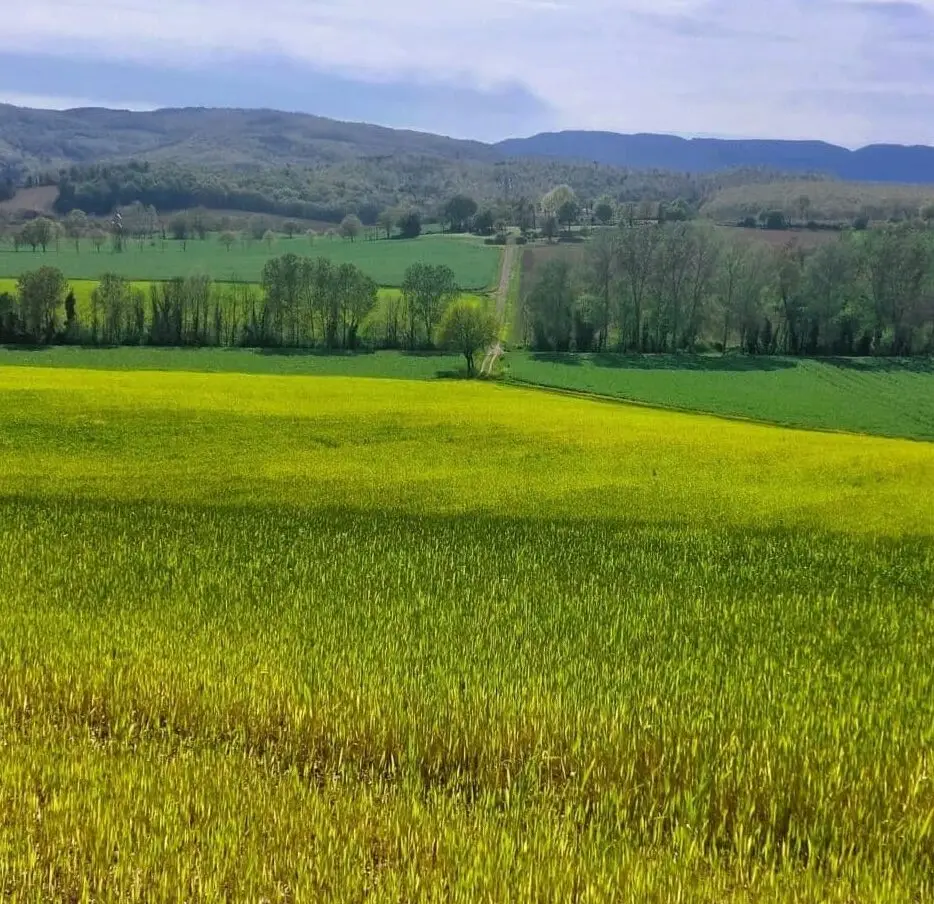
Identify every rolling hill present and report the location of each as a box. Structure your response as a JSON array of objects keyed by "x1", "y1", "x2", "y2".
[
  {"x1": 494, "y1": 131, "x2": 934, "y2": 185},
  {"x1": 4, "y1": 105, "x2": 934, "y2": 186}
]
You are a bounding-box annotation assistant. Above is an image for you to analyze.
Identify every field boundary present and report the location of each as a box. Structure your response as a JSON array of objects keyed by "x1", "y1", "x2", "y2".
[{"x1": 501, "y1": 375, "x2": 934, "y2": 444}]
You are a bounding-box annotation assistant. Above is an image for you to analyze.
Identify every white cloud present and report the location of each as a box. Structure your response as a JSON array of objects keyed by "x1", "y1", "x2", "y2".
[
  {"x1": 0, "y1": 91, "x2": 157, "y2": 111},
  {"x1": 4, "y1": 0, "x2": 934, "y2": 144}
]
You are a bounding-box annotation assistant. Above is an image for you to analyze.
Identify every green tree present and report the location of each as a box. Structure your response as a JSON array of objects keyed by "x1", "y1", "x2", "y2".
[
  {"x1": 402, "y1": 263, "x2": 459, "y2": 348},
  {"x1": 220, "y1": 231, "x2": 237, "y2": 251},
  {"x1": 397, "y1": 211, "x2": 422, "y2": 240},
  {"x1": 263, "y1": 229, "x2": 277, "y2": 250},
  {"x1": 21, "y1": 217, "x2": 55, "y2": 252},
  {"x1": 339, "y1": 214, "x2": 363, "y2": 242},
  {"x1": 378, "y1": 209, "x2": 396, "y2": 239},
  {"x1": 525, "y1": 259, "x2": 574, "y2": 351},
  {"x1": 283, "y1": 220, "x2": 299, "y2": 239},
  {"x1": 170, "y1": 215, "x2": 189, "y2": 241},
  {"x1": 541, "y1": 185, "x2": 576, "y2": 219},
  {"x1": 472, "y1": 209, "x2": 495, "y2": 236},
  {"x1": 443, "y1": 195, "x2": 478, "y2": 233},
  {"x1": 65, "y1": 209, "x2": 88, "y2": 252},
  {"x1": 594, "y1": 198, "x2": 615, "y2": 226},
  {"x1": 557, "y1": 199, "x2": 581, "y2": 235},
  {"x1": 17, "y1": 266, "x2": 67, "y2": 342},
  {"x1": 438, "y1": 300, "x2": 498, "y2": 375},
  {"x1": 337, "y1": 264, "x2": 378, "y2": 349},
  {"x1": 541, "y1": 215, "x2": 559, "y2": 242}
]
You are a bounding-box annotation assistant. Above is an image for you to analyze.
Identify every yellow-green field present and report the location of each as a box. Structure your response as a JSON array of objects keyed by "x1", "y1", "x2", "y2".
[{"x1": 1, "y1": 367, "x2": 933, "y2": 901}]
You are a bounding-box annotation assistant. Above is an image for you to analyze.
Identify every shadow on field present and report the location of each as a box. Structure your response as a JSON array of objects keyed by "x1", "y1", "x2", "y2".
[
  {"x1": 0, "y1": 343, "x2": 54, "y2": 354},
  {"x1": 529, "y1": 353, "x2": 798, "y2": 372},
  {"x1": 823, "y1": 356, "x2": 934, "y2": 374},
  {"x1": 253, "y1": 347, "x2": 377, "y2": 358}
]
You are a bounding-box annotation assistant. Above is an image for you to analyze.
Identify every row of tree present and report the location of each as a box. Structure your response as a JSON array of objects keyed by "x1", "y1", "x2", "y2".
[
  {"x1": 524, "y1": 222, "x2": 934, "y2": 356},
  {"x1": 0, "y1": 256, "x2": 491, "y2": 357}
]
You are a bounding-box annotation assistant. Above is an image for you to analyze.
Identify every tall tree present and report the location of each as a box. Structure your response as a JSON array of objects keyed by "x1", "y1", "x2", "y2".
[
  {"x1": 401, "y1": 263, "x2": 459, "y2": 349},
  {"x1": 443, "y1": 195, "x2": 478, "y2": 233},
  {"x1": 64, "y1": 209, "x2": 88, "y2": 252},
  {"x1": 525, "y1": 259, "x2": 574, "y2": 352},
  {"x1": 582, "y1": 230, "x2": 618, "y2": 350},
  {"x1": 17, "y1": 267, "x2": 67, "y2": 342}
]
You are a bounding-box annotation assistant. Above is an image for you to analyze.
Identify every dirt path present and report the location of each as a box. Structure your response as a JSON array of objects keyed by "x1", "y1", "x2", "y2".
[{"x1": 481, "y1": 245, "x2": 517, "y2": 376}]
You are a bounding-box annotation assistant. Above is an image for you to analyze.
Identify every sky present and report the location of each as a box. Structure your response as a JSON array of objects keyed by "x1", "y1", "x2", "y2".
[{"x1": 2, "y1": 0, "x2": 934, "y2": 147}]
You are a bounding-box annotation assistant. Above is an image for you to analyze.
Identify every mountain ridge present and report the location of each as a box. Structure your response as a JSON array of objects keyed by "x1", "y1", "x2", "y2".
[
  {"x1": 2, "y1": 104, "x2": 934, "y2": 185},
  {"x1": 493, "y1": 131, "x2": 934, "y2": 184}
]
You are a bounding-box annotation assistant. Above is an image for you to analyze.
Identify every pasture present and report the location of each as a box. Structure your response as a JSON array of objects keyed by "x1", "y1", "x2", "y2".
[
  {"x1": 1, "y1": 366, "x2": 933, "y2": 900},
  {"x1": 0, "y1": 233, "x2": 501, "y2": 290}
]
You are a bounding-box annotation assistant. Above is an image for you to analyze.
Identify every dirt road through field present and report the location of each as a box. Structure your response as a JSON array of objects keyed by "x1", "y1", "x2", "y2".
[{"x1": 481, "y1": 245, "x2": 516, "y2": 376}]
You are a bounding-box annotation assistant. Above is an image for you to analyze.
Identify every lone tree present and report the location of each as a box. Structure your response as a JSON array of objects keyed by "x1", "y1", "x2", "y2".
[
  {"x1": 65, "y1": 209, "x2": 88, "y2": 252},
  {"x1": 594, "y1": 198, "x2": 615, "y2": 226},
  {"x1": 220, "y1": 231, "x2": 237, "y2": 251},
  {"x1": 340, "y1": 214, "x2": 363, "y2": 243},
  {"x1": 397, "y1": 211, "x2": 422, "y2": 240},
  {"x1": 438, "y1": 299, "x2": 498, "y2": 376},
  {"x1": 282, "y1": 220, "x2": 299, "y2": 239},
  {"x1": 443, "y1": 195, "x2": 478, "y2": 233},
  {"x1": 263, "y1": 229, "x2": 277, "y2": 249}
]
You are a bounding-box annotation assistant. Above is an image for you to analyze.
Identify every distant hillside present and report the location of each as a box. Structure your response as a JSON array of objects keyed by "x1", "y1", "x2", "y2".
[
  {"x1": 0, "y1": 105, "x2": 495, "y2": 173},
  {"x1": 4, "y1": 104, "x2": 934, "y2": 226},
  {"x1": 496, "y1": 132, "x2": 934, "y2": 185}
]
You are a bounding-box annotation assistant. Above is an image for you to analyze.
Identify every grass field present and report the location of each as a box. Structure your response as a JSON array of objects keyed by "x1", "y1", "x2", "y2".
[
  {"x1": 0, "y1": 346, "x2": 464, "y2": 379},
  {"x1": 506, "y1": 352, "x2": 934, "y2": 441},
  {"x1": 0, "y1": 234, "x2": 501, "y2": 289},
  {"x1": 1, "y1": 365, "x2": 934, "y2": 900}
]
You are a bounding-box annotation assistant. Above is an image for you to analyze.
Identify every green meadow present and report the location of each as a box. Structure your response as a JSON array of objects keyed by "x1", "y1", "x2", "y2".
[{"x1": 0, "y1": 233, "x2": 501, "y2": 290}]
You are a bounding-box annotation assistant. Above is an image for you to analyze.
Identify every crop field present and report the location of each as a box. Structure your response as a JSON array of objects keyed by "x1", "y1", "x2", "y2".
[
  {"x1": 0, "y1": 346, "x2": 465, "y2": 379},
  {"x1": 1, "y1": 368, "x2": 933, "y2": 900},
  {"x1": 507, "y1": 352, "x2": 934, "y2": 441},
  {"x1": 0, "y1": 234, "x2": 501, "y2": 289}
]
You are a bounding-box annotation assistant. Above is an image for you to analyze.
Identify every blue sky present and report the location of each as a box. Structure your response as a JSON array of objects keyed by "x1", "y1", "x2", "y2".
[{"x1": 2, "y1": 0, "x2": 934, "y2": 146}]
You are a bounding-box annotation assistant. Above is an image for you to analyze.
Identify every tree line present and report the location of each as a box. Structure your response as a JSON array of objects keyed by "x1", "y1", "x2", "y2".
[
  {"x1": 0, "y1": 256, "x2": 495, "y2": 365},
  {"x1": 524, "y1": 221, "x2": 934, "y2": 356}
]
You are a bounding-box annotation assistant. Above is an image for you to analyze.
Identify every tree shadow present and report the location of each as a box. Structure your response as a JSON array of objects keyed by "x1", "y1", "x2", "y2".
[
  {"x1": 822, "y1": 356, "x2": 934, "y2": 374},
  {"x1": 252, "y1": 347, "x2": 377, "y2": 358},
  {"x1": 528, "y1": 353, "x2": 799, "y2": 372},
  {"x1": 0, "y1": 343, "x2": 53, "y2": 353}
]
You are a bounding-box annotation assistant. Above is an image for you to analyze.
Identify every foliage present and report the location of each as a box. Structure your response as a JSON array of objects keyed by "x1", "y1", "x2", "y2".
[
  {"x1": 438, "y1": 299, "x2": 498, "y2": 374},
  {"x1": 522, "y1": 221, "x2": 934, "y2": 356},
  {"x1": 14, "y1": 265, "x2": 67, "y2": 342},
  {"x1": 397, "y1": 211, "x2": 423, "y2": 240},
  {"x1": 443, "y1": 195, "x2": 478, "y2": 233},
  {"x1": 401, "y1": 263, "x2": 460, "y2": 349},
  {"x1": 339, "y1": 214, "x2": 363, "y2": 242}
]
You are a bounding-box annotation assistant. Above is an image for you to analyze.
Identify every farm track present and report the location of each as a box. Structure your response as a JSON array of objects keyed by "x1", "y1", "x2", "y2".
[{"x1": 481, "y1": 245, "x2": 516, "y2": 376}]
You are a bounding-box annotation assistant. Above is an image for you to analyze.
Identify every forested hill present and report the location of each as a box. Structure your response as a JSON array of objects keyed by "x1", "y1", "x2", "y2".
[
  {"x1": 495, "y1": 132, "x2": 934, "y2": 185},
  {"x1": 0, "y1": 105, "x2": 495, "y2": 172},
  {"x1": 6, "y1": 104, "x2": 934, "y2": 185}
]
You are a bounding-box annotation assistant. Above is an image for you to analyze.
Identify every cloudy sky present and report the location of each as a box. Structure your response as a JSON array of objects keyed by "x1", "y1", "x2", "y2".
[{"x1": 1, "y1": 0, "x2": 933, "y2": 146}]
